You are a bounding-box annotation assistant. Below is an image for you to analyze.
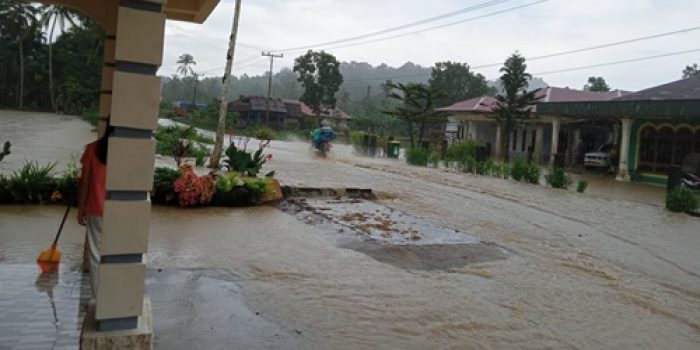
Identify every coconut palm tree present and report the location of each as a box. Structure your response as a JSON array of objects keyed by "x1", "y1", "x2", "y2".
[
  {"x1": 40, "y1": 5, "x2": 78, "y2": 112},
  {"x1": 176, "y1": 53, "x2": 196, "y2": 77},
  {"x1": 0, "y1": 1, "x2": 38, "y2": 110}
]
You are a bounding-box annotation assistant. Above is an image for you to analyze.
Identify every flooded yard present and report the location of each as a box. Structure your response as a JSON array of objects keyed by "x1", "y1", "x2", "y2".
[{"x1": 1, "y1": 111, "x2": 699, "y2": 349}]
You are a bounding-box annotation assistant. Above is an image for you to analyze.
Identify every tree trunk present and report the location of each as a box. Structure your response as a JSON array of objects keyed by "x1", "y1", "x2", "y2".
[
  {"x1": 49, "y1": 18, "x2": 56, "y2": 112},
  {"x1": 209, "y1": 0, "x2": 242, "y2": 169},
  {"x1": 407, "y1": 121, "x2": 415, "y2": 148},
  {"x1": 18, "y1": 38, "x2": 24, "y2": 110}
]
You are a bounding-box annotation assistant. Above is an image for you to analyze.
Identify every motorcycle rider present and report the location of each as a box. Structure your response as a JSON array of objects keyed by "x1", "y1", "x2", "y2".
[{"x1": 313, "y1": 120, "x2": 334, "y2": 150}]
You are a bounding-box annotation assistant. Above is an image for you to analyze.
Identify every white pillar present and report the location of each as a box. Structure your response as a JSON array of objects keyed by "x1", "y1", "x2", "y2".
[
  {"x1": 617, "y1": 118, "x2": 633, "y2": 181},
  {"x1": 549, "y1": 117, "x2": 560, "y2": 168},
  {"x1": 468, "y1": 121, "x2": 476, "y2": 140},
  {"x1": 495, "y1": 124, "x2": 502, "y2": 159},
  {"x1": 534, "y1": 125, "x2": 544, "y2": 164}
]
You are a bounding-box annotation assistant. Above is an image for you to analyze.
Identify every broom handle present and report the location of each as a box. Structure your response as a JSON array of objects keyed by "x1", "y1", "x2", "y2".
[{"x1": 52, "y1": 206, "x2": 71, "y2": 246}]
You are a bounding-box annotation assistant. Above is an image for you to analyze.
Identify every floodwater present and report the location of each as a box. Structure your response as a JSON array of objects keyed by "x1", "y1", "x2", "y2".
[{"x1": 1, "y1": 111, "x2": 700, "y2": 349}]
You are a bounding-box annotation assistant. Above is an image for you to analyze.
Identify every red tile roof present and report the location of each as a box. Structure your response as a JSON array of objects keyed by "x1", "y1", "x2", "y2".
[{"x1": 437, "y1": 87, "x2": 630, "y2": 114}]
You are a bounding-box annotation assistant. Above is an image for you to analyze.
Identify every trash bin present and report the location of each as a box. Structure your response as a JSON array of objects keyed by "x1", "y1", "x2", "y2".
[{"x1": 388, "y1": 141, "x2": 401, "y2": 158}]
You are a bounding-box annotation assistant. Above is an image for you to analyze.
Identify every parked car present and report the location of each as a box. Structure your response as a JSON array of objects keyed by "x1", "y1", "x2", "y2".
[{"x1": 584, "y1": 143, "x2": 612, "y2": 168}]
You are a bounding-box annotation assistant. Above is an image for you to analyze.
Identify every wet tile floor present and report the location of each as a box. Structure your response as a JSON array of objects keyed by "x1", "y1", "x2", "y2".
[{"x1": 0, "y1": 265, "x2": 90, "y2": 350}]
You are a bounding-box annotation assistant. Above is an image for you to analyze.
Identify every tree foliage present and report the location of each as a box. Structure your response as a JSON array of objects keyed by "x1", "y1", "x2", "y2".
[
  {"x1": 177, "y1": 53, "x2": 196, "y2": 77},
  {"x1": 384, "y1": 82, "x2": 444, "y2": 148},
  {"x1": 0, "y1": 3, "x2": 102, "y2": 114},
  {"x1": 492, "y1": 52, "x2": 542, "y2": 161},
  {"x1": 682, "y1": 63, "x2": 699, "y2": 79},
  {"x1": 293, "y1": 50, "x2": 343, "y2": 116},
  {"x1": 583, "y1": 76, "x2": 611, "y2": 92},
  {"x1": 428, "y1": 61, "x2": 494, "y2": 107}
]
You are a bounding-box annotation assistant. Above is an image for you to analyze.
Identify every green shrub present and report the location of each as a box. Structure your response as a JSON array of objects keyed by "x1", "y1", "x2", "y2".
[
  {"x1": 55, "y1": 156, "x2": 80, "y2": 206},
  {"x1": 215, "y1": 172, "x2": 239, "y2": 193},
  {"x1": 447, "y1": 140, "x2": 478, "y2": 163},
  {"x1": 428, "y1": 152, "x2": 440, "y2": 168},
  {"x1": 244, "y1": 178, "x2": 272, "y2": 204},
  {"x1": 406, "y1": 148, "x2": 430, "y2": 166},
  {"x1": 7, "y1": 161, "x2": 56, "y2": 203},
  {"x1": 511, "y1": 159, "x2": 528, "y2": 181},
  {"x1": 524, "y1": 163, "x2": 541, "y2": 184},
  {"x1": 577, "y1": 180, "x2": 589, "y2": 193},
  {"x1": 547, "y1": 167, "x2": 572, "y2": 189},
  {"x1": 224, "y1": 143, "x2": 267, "y2": 176},
  {"x1": 0, "y1": 174, "x2": 12, "y2": 203},
  {"x1": 666, "y1": 187, "x2": 698, "y2": 214},
  {"x1": 254, "y1": 126, "x2": 277, "y2": 141},
  {"x1": 81, "y1": 109, "x2": 99, "y2": 126},
  {"x1": 152, "y1": 167, "x2": 181, "y2": 205}
]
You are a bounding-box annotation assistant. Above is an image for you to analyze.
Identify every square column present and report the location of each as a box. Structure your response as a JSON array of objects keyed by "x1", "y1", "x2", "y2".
[
  {"x1": 533, "y1": 125, "x2": 544, "y2": 164},
  {"x1": 467, "y1": 121, "x2": 476, "y2": 140},
  {"x1": 617, "y1": 118, "x2": 633, "y2": 181},
  {"x1": 549, "y1": 117, "x2": 560, "y2": 168},
  {"x1": 84, "y1": 1, "x2": 164, "y2": 347},
  {"x1": 494, "y1": 124, "x2": 502, "y2": 159}
]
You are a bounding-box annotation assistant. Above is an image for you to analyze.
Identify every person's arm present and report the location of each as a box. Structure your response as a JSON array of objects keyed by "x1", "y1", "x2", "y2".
[{"x1": 77, "y1": 159, "x2": 91, "y2": 226}]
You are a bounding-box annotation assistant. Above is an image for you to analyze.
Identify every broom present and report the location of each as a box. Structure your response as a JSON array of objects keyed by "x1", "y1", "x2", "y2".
[{"x1": 37, "y1": 206, "x2": 70, "y2": 268}]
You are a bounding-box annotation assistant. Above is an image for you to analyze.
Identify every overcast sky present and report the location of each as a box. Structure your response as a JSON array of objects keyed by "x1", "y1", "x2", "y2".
[{"x1": 159, "y1": 0, "x2": 700, "y2": 91}]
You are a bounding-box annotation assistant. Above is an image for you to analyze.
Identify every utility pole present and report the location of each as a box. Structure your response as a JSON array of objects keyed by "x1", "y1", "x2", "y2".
[
  {"x1": 191, "y1": 72, "x2": 204, "y2": 112},
  {"x1": 262, "y1": 51, "x2": 283, "y2": 126}
]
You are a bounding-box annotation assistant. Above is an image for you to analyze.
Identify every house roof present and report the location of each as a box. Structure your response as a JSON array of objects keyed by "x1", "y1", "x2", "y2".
[
  {"x1": 537, "y1": 78, "x2": 700, "y2": 121},
  {"x1": 613, "y1": 76, "x2": 700, "y2": 101},
  {"x1": 229, "y1": 96, "x2": 288, "y2": 114},
  {"x1": 230, "y1": 96, "x2": 352, "y2": 120},
  {"x1": 436, "y1": 87, "x2": 627, "y2": 113}
]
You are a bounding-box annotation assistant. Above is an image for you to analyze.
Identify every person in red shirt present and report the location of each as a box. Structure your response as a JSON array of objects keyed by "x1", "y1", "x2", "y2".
[{"x1": 78, "y1": 126, "x2": 110, "y2": 295}]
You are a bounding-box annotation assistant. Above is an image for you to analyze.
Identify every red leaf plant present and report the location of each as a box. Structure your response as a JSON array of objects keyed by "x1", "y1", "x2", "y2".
[{"x1": 173, "y1": 164, "x2": 215, "y2": 207}]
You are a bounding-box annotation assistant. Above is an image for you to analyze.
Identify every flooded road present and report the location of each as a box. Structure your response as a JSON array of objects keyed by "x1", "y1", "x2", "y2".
[{"x1": 1, "y1": 112, "x2": 699, "y2": 349}]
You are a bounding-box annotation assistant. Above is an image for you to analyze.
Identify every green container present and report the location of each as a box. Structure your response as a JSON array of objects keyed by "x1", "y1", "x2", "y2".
[{"x1": 388, "y1": 141, "x2": 401, "y2": 158}]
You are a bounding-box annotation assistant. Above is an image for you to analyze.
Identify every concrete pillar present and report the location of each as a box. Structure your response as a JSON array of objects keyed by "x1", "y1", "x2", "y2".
[
  {"x1": 494, "y1": 124, "x2": 502, "y2": 159},
  {"x1": 83, "y1": 1, "x2": 165, "y2": 347},
  {"x1": 549, "y1": 117, "x2": 560, "y2": 168},
  {"x1": 617, "y1": 118, "x2": 633, "y2": 181},
  {"x1": 468, "y1": 121, "x2": 476, "y2": 140},
  {"x1": 534, "y1": 125, "x2": 544, "y2": 164},
  {"x1": 97, "y1": 4, "x2": 119, "y2": 138},
  {"x1": 570, "y1": 127, "x2": 581, "y2": 165},
  {"x1": 612, "y1": 123, "x2": 620, "y2": 146}
]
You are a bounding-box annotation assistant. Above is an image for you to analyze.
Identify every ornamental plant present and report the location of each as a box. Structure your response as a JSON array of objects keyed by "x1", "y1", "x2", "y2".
[{"x1": 173, "y1": 164, "x2": 214, "y2": 207}]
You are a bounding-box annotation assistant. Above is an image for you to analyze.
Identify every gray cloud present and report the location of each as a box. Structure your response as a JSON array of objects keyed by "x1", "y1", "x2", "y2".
[{"x1": 160, "y1": 0, "x2": 700, "y2": 91}]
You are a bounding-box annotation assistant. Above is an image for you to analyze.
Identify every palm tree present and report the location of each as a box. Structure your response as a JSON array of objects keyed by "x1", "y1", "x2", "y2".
[
  {"x1": 492, "y1": 52, "x2": 542, "y2": 162},
  {"x1": 209, "y1": 0, "x2": 242, "y2": 169},
  {"x1": 40, "y1": 5, "x2": 78, "y2": 112},
  {"x1": 0, "y1": 2, "x2": 38, "y2": 110},
  {"x1": 176, "y1": 53, "x2": 196, "y2": 77}
]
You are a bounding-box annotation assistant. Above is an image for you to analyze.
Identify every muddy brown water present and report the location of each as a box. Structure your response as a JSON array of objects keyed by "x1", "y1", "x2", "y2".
[{"x1": 2, "y1": 112, "x2": 700, "y2": 349}]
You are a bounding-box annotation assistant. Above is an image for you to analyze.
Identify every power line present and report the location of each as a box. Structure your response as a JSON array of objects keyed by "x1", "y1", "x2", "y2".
[
  {"x1": 196, "y1": 0, "x2": 546, "y2": 75},
  {"x1": 271, "y1": 0, "x2": 515, "y2": 53},
  {"x1": 282, "y1": 0, "x2": 549, "y2": 57},
  {"x1": 532, "y1": 48, "x2": 700, "y2": 75},
  {"x1": 340, "y1": 25, "x2": 700, "y2": 83}
]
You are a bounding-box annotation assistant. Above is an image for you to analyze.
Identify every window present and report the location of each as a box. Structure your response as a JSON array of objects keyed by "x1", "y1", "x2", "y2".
[{"x1": 637, "y1": 125, "x2": 700, "y2": 173}]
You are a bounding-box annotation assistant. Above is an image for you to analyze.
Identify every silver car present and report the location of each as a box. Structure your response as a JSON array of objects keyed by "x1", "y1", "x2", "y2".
[{"x1": 584, "y1": 143, "x2": 612, "y2": 168}]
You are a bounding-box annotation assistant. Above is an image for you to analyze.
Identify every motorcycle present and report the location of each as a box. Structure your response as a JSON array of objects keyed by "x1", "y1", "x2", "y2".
[
  {"x1": 315, "y1": 140, "x2": 332, "y2": 157},
  {"x1": 681, "y1": 172, "x2": 700, "y2": 191},
  {"x1": 680, "y1": 153, "x2": 700, "y2": 191}
]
